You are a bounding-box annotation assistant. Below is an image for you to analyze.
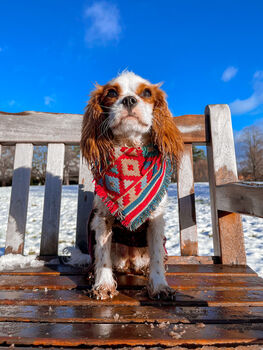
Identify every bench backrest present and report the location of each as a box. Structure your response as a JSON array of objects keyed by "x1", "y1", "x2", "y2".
[{"x1": 0, "y1": 104, "x2": 246, "y2": 264}]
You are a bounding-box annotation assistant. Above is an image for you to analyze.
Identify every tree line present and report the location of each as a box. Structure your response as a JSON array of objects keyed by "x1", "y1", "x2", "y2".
[
  {"x1": 0, "y1": 145, "x2": 80, "y2": 186},
  {"x1": 0, "y1": 124, "x2": 263, "y2": 186},
  {"x1": 192, "y1": 125, "x2": 263, "y2": 182}
]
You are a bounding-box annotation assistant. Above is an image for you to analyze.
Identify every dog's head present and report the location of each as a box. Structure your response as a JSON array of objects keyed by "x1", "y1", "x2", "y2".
[{"x1": 81, "y1": 71, "x2": 183, "y2": 171}]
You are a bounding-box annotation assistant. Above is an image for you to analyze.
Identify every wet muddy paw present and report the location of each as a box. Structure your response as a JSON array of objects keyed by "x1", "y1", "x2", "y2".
[
  {"x1": 91, "y1": 284, "x2": 119, "y2": 300},
  {"x1": 147, "y1": 283, "x2": 176, "y2": 301}
]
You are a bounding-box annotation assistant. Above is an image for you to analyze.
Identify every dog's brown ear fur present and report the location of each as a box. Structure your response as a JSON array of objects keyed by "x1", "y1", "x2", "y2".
[
  {"x1": 80, "y1": 85, "x2": 114, "y2": 174},
  {"x1": 151, "y1": 86, "x2": 184, "y2": 164}
]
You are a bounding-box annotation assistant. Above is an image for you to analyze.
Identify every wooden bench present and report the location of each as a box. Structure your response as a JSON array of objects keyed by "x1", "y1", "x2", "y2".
[{"x1": 0, "y1": 104, "x2": 263, "y2": 348}]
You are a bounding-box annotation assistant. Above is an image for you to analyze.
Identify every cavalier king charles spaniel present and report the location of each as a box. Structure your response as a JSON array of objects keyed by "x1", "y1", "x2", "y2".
[{"x1": 80, "y1": 71, "x2": 183, "y2": 300}]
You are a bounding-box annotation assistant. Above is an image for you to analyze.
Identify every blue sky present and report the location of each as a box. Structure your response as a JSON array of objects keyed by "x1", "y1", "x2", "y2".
[{"x1": 1, "y1": 0, "x2": 263, "y2": 132}]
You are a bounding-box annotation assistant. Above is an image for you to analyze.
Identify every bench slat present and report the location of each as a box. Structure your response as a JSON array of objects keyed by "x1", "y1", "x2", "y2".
[
  {"x1": 0, "y1": 111, "x2": 82, "y2": 144},
  {"x1": 0, "y1": 111, "x2": 207, "y2": 144},
  {"x1": 216, "y1": 182, "x2": 263, "y2": 218},
  {"x1": 0, "y1": 305, "x2": 263, "y2": 324},
  {"x1": 0, "y1": 264, "x2": 256, "y2": 276},
  {"x1": 1, "y1": 321, "x2": 263, "y2": 347},
  {"x1": 76, "y1": 153, "x2": 94, "y2": 253},
  {"x1": 1, "y1": 289, "x2": 263, "y2": 306},
  {"x1": 5, "y1": 143, "x2": 33, "y2": 254},
  {"x1": 40, "y1": 143, "x2": 65, "y2": 256},
  {"x1": 1, "y1": 274, "x2": 263, "y2": 291},
  {"x1": 206, "y1": 104, "x2": 246, "y2": 265},
  {"x1": 177, "y1": 144, "x2": 198, "y2": 256}
]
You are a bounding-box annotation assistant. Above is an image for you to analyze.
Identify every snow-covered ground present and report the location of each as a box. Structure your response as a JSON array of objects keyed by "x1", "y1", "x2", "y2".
[{"x1": 0, "y1": 183, "x2": 263, "y2": 276}]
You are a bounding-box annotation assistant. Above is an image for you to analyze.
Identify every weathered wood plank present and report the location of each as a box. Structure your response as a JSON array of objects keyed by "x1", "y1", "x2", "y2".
[
  {"x1": 75, "y1": 153, "x2": 94, "y2": 253},
  {"x1": 1, "y1": 322, "x2": 263, "y2": 346},
  {"x1": 0, "y1": 265, "x2": 89, "y2": 275},
  {"x1": 177, "y1": 144, "x2": 198, "y2": 256},
  {"x1": 175, "y1": 114, "x2": 206, "y2": 143},
  {"x1": 0, "y1": 111, "x2": 82, "y2": 144},
  {"x1": 216, "y1": 182, "x2": 263, "y2": 218},
  {"x1": 2, "y1": 288, "x2": 263, "y2": 307},
  {"x1": 165, "y1": 275, "x2": 263, "y2": 291},
  {"x1": 117, "y1": 274, "x2": 263, "y2": 291},
  {"x1": 0, "y1": 275, "x2": 86, "y2": 290},
  {"x1": 126, "y1": 289, "x2": 263, "y2": 307},
  {"x1": 0, "y1": 290, "x2": 139, "y2": 306},
  {"x1": 205, "y1": 104, "x2": 246, "y2": 265},
  {"x1": 40, "y1": 143, "x2": 65, "y2": 256},
  {"x1": 5, "y1": 143, "x2": 33, "y2": 254},
  {"x1": 166, "y1": 256, "x2": 219, "y2": 264},
  {"x1": 0, "y1": 264, "x2": 256, "y2": 276},
  {"x1": 1, "y1": 305, "x2": 263, "y2": 324},
  {"x1": 1, "y1": 274, "x2": 263, "y2": 291},
  {"x1": 165, "y1": 264, "x2": 257, "y2": 276},
  {"x1": 0, "y1": 111, "x2": 206, "y2": 144}
]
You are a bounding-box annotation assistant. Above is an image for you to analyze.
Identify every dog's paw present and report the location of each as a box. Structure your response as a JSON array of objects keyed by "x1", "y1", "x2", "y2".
[
  {"x1": 147, "y1": 282, "x2": 176, "y2": 301},
  {"x1": 92, "y1": 284, "x2": 119, "y2": 300}
]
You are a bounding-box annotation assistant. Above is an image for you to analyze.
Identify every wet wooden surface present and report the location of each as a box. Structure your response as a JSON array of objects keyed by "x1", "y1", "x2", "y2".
[
  {"x1": 0, "y1": 264, "x2": 263, "y2": 347},
  {"x1": 0, "y1": 305, "x2": 263, "y2": 324},
  {"x1": 1, "y1": 322, "x2": 263, "y2": 347},
  {"x1": 1, "y1": 273, "x2": 263, "y2": 291},
  {"x1": 0, "y1": 264, "x2": 256, "y2": 276}
]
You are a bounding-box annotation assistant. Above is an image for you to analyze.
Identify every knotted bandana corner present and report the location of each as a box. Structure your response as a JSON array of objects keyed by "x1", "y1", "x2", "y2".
[{"x1": 94, "y1": 144, "x2": 172, "y2": 231}]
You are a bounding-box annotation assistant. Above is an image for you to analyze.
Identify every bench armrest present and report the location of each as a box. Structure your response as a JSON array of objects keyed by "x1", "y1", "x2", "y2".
[{"x1": 216, "y1": 182, "x2": 263, "y2": 218}]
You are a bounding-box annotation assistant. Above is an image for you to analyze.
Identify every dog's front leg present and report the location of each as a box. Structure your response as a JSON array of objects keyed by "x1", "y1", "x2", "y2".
[
  {"x1": 91, "y1": 214, "x2": 118, "y2": 300},
  {"x1": 147, "y1": 213, "x2": 176, "y2": 300}
]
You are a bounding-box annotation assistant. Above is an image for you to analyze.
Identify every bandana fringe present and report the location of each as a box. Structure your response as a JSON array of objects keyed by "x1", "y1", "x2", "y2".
[
  {"x1": 94, "y1": 185, "x2": 119, "y2": 214},
  {"x1": 124, "y1": 169, "x2": 171, "y2": 231}
]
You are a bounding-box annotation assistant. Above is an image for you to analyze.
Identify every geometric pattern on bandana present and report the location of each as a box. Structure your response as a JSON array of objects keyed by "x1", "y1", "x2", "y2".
[{"x1": 94, "y1": 144, "x2": 173, "y2": 231}]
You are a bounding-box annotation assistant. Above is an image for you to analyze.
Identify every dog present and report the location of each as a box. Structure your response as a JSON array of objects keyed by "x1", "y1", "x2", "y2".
[{"x1": 80, "y1": 71, "x2": 183, "y2": 300}]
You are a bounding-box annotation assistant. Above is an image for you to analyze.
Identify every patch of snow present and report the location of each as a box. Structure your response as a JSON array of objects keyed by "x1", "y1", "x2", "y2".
[
  {"x1": 0, "y1": 253, "x2": 44, "y2": 271},
  {"x1": 63, "y1": 246, "x2": 91, "y2": 266}
]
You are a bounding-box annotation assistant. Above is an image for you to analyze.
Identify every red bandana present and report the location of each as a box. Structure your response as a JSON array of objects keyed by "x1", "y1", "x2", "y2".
[{"x1": 94, "y1": 145, "x2": 172, "y2": 231}]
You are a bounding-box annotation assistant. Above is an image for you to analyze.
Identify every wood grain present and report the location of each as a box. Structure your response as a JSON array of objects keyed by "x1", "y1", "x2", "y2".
[
  {"x1": 166, "y1": 255, "x2": 219, "y2": 264},
  {"x1": 76, "y1": 153, "x2": 94, "y2": 253},
  {"x1": 205, "y1": 104, "x2": 246, "y2": 264},
  {"x1": 0, "y1": 111, "x2": 206, "y2": 144},
  {"x1": 5, "y1": 143, "x2": 33, "y2": 254},
  {"x1": 0, "y1": 264, "x2": 256, "y2": 276},
  {"x1": 2, "y1": 288, "x2": 263, "y2": 307},
  {"x1": 40, "y1": 143, "x2": 65, "y2": 256},
  {"x1": 216, "y1": 182, "x2": 263, "y2": 218},
  {"x1": 1, "y1": 274, "x2": 263, "y2": 291},
  {"x1": 0, "y1": 305, "x2": 263, "y2": 324},
  {"x1": 165, "y1": 264, "x2": 257, "y2": 276},
  {"x1": 0, "y1": 111, "x2": 82, "y2": 144},
  {"x1": 177, "y1": 144, "x2": 198, "y2": 256},
  {"x1": 0, "y1": 322, "x2": 263, "y2": 347},
  {"x1": 0, "y1": 290, "x2": 139, "y2": 306}
]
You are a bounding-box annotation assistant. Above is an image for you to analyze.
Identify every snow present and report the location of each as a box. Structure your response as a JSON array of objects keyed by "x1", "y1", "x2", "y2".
[
  {"x1": 0, "y1": 184, "x2": 263, "y2": 276},
  {"x1": 0, "y1": 253, "x2": 44, "y2": 271}
]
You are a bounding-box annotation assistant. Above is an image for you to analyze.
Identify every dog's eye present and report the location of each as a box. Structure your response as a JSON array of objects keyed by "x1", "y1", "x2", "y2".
[
  {"x1": 107, "y1": 89, "x2": 118, "y2": 98},
  {"x1": 141, "y1": 88, "x2": 152, "y2": 98}
]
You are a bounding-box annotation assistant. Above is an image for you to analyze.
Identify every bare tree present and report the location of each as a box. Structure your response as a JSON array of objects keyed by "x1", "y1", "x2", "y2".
[
  {"x1": 0, "y1": 146, "x2": 15, "y2": 186},
  {"x1": 31, "y1": 146, "x2": 47, "y2": 185},
  {"x1": 237, "y1": 126, "x2": 263, "y2": 181},
  {"x1": 63, "y1": 146, "x2": 80, "y2": 185}
]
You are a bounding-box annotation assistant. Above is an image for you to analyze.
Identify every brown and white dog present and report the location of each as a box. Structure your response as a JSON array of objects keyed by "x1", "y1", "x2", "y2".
[{"x1": 80, "y1": 71, "x2": 183, "y2": 300}]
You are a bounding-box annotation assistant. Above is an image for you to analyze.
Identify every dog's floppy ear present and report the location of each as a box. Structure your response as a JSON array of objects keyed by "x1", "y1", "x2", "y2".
[
  {"x1": 80, "y1": 84, "x2": 114, "y2": 173},
  {"x1": 151, "y1": 86, "x2": 184, "y2": 164}
]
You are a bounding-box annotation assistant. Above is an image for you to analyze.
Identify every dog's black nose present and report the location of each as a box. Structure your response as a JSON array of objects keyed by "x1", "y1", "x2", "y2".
[{"x1": 121, "y1": 96, "x2": 138, "y2": 109}]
